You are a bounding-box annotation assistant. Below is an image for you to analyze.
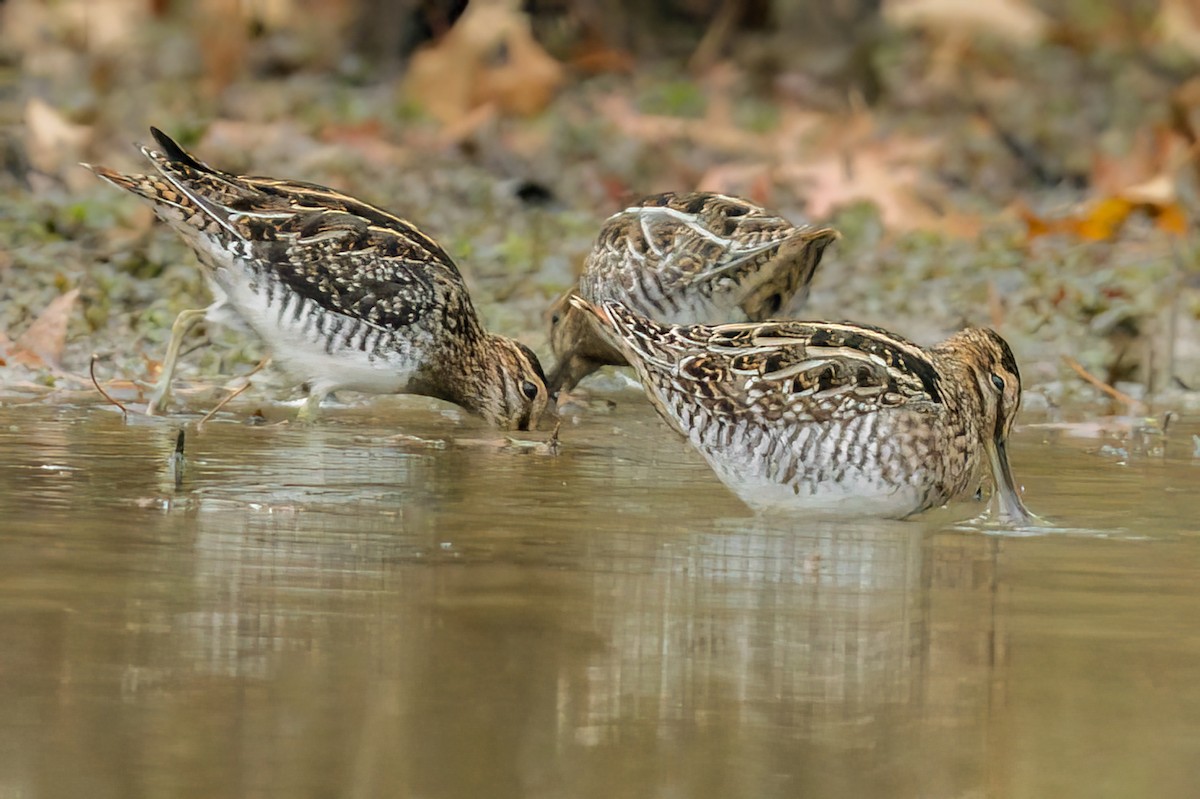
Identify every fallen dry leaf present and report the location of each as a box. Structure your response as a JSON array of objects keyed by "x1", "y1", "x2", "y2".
[
  {"x1": 596, "y1": 93, "x2": 772, "y2": 156},
  {"x1": 781, "y1": 133, "x2": 980, "y2": 235},
  {"x1": 1091, "y1": 124, "x2": 1190, "y2": 197},
  {"x1": 11, "y1": 289, "x2": 80, "y2": 369},
  {"x1": 474, "y1": 19, "x2": 563, "y2": 116},
  {"x1": 1021, "y1": 120, "x2": 1193, "y2": 242},
  {"x1": 404, "y1": 0, "x2": 564, "y2": 128},
  {"x1": 404, "y1": 32, "x2": 475, "y2": 126},
  {"x1": 24, "y1": 98, "x2": 92, "y2": 185},
  {"x1": 601, "y1": 97, "x2": 976, "y2": 234},
  {"x1": 1170, "y1": 77, "x2": 1200, "y2": 187},
  {"x1": 569, "y1": 36, "x2": 635, "y2": 75},
  {"x1": 1120, "y1": 173, "x2": 1176, "y2": 206},
  {"x1": 1018, "y1": 195, "x2": 1186, "y2": 242},
  {"x1": 1157, "y1": 0, "x2": 1200, "y2": 57},
  {"x1": 4, "y1": 0, "x2": 146, "y2": 58},
  {"x1": 884, "y1": 0, "x2": 1050, "y2": 43}
]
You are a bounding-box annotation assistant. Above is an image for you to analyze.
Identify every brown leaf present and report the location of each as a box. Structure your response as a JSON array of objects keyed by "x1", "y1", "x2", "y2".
[
  {"x1": 1075, "y1": 197, "x2": 1132, "y2": 241},
  {"x1": 1153, "y1": 202, "x2": 1189, "y2": 235},
  {"x1": 23, "y1": 98, "x2": 92, "y2": 185},
  {"x1": 1157, "y1": 0, "x2": 1200, "y2": 57},
  {"x1": 569, "y1": 38, "x2": 635, "y2": 75},
  {"x1": 474, "y1": 21, "x2": 563, "y2": 116},
  {"x1": 596, "y1": 94, "x2": 771, "y2": 155},
  {"x1": 1090, "y1": 125, "x2": 1188, "y2": 197},
  {"x1": 404, "y1": 0, "x2": 564, "y2": 126},
  {"x1": 12, "y1": 289, "x2": 80, "y2": 369},
  {"x1": 884, "y1": 0, "x2": 1050, "y2": 43},
  {"x1": 1024, "y1": 120, "x2": 1195, "y2": 243},
  {"x1": 1020, "y1": 194, "x2": 1188, "y2": 243},
  {"x1": 782, "y1": 133, "x2": 980, "y2": 235}
]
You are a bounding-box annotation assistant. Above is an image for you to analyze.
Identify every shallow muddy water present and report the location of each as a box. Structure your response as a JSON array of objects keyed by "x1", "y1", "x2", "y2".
[{"x1": 0, "y1": 395, "x2": 1198, "y2": 799}]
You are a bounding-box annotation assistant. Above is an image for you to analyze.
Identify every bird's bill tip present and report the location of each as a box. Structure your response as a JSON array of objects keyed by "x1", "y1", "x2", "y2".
[
  {"x1": 519, "y1": 400, "x2": 559, "y2": 433},
  {"x1": 986, "y1": 437, "x2": 1034, "y2": 524}
]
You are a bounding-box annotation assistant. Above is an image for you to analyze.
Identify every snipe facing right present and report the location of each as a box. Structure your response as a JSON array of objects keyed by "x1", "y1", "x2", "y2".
[
  {"x1": 575, "y1": 297, "x2": 1033, "y2": 521},
  {"x1": 548, "y1": 192, "x2": 839, "y2": 392}
]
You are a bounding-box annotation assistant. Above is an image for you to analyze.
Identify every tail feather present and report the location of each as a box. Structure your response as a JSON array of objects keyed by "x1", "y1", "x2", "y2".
[
  {"x1": 149, "y1": 127, "x2": 208, "y2": 171},
  {"x1": 136, "y1": 129, "x2": 249, "y2": 239}
]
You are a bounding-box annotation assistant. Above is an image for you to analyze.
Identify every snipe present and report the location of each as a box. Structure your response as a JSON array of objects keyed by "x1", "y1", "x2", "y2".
[
  {"x1": 86, "y1": 128, "x2": 549, "y2": 430},
  {"x1": 573, "y1": 297, "x2": 1033, "y2": 521},
  {"x1": 547, "y1": 192, "x2": 839, "y2": 392}
]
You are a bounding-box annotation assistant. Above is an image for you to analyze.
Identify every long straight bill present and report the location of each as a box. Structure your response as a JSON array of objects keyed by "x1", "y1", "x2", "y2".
[{"x1": 986, "y1": 436, "x2": 1034, "y2": 524}]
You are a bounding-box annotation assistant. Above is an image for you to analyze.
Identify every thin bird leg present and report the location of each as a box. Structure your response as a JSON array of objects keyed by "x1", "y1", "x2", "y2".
[{"x1": 147, "y1": 308, "x2": 207, "y2": 415}]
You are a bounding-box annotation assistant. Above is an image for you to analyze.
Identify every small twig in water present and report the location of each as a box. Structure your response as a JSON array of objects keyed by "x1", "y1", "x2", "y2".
[
  {"x1": 197, "y1": 382, "x2": 251, "y2": 432},
  {"x1": 243, "y1": 354, "x2": 272, "y2": 379},
  {"x1": 195, "y1": 355, "x2": 269, "y2": 431},
  {"x1": 90, "y1": 354, "x2": 128, "y2": 421},
  {"x1": 170, "y1": 428, "x2": 186, "y2": 489},
  {"x1": 1062, "y1": 355, "x2": 1146, "y2": 413},
  {"x1": 1161, "y1": 411, "x2": 1176, "y2": 436}
]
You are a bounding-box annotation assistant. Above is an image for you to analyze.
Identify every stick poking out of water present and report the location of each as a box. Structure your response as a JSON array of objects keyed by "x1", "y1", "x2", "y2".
[
  {"x1": 197, "y1": 382, "x2": 251, "y2": 432},
  {"x1": 90, "y1": 354, "x2": 128, "y2": 421},
  {"x1": 170, "y1": 428, "x2": 185, "y2": 489}
]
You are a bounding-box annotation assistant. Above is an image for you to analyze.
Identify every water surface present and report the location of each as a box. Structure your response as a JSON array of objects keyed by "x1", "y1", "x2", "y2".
[{"x1": 0, "y1": 397, "x2": 1197, "y2": 798}]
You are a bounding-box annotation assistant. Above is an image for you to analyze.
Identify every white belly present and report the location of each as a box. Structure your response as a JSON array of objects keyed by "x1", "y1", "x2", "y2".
[
  {"x1": 213, "y1": 266, "x2": 421, "y2": 397},
  {"x1": 707, "y1": 457, "x2": 926, "y2": 519},
  {"x1": 684, "y1": 412, "x2": 933, "y2": 520}
]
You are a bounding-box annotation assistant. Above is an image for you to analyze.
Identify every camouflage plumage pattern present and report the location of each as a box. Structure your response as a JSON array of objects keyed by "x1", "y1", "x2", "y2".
[
  {"x1": 87, "y1": 128, "x2": 548, "y2": 429},
  {"x1": 577, "y1": 297, "x2": 1032, "y2": 520},
  {"x1": 549, "y1": 191, "x2": 839, "y2": 392}
]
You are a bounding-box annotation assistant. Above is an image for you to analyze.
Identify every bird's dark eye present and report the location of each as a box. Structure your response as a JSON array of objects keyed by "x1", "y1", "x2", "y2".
[
  {"x1": 550, "y1": 313, "x2": 561, "y2": 326},
  {"x1": 521, "y1": 380, "x2": 539, "y2": 401},
  {"x1": 990, "y1": 373, "x2": 1005, "y2": 393}
]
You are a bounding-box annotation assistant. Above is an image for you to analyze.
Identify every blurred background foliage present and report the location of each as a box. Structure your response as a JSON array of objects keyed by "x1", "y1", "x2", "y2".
[{"x1": 1, "y1": 0, "x2": 1198, "y2": 413}]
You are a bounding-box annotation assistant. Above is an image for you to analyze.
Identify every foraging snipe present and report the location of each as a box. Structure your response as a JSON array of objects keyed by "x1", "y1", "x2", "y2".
[
  {"x1": 547, "y1": 192, "x2": 839, "y2": 392},
  {"x1": 86, "y1": 128, "x2": 549, "y2": 429},
  {"x1": 573, "y1": 298, "x2": 1032, "y2": 521}
]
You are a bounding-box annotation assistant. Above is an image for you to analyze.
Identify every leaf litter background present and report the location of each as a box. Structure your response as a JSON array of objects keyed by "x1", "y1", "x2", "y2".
[{"x1": 1, "y1": 0, "x2": 1199, "y2": 437}]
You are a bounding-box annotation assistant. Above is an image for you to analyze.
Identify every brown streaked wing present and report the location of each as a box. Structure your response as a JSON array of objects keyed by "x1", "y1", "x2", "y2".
[
  {"x1": 238, "y1": 204, "x2": 475, "y2": 334},
  {"x1": 603, "y1": 304, "x2": 945, "y2": 415},
  {"x1": 144, "y1": 133, "x2": 470, "y2": 333}
]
